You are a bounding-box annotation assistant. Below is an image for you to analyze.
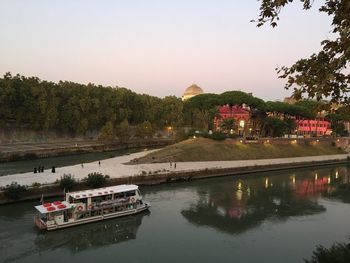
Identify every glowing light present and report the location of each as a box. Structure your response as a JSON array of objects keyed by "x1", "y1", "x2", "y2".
[
  {"x1": 335, "y1": 171, "x2": 339, "y2": 179},
  {"x1": 265, "y1": 178, "x2": 269, "y2": 188},
  {"x1": 315, "y1": 173, "x2": 318, "y2": 180},
  {"x1": 292, "y1": 176, "x2": 296, "y2": 184},
  {"x1": 266, "y1": 139, "x2": 270, "y2": 143},
  {"x1": 236, "y1": 190, "x2": 242, "y2": 201},
  {"x1": 238, "y1": 182, "x2": 242, "y2": 190},
  {"x1": 328, "y1": 177, "x2": 331, "y2": 184},
  {"x1": 239, "y1": 120, "x2": 245, "y2": 128},
  {"x1": 316, "y1": 139, "x2": 319, "y2": 142},
  {"x1": 193, "y1": 135, "x2": 196, "y2": 139},
  {"x1": 337, "y1": 139, "x2": 340, "y2": 142},
  {"x1": 239, "y1": 140, "x2": 243, "y2": 143}
]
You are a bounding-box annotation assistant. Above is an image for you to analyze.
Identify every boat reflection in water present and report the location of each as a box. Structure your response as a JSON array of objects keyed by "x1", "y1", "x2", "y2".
[
  {"x1": 35, "y1": 210, "x2": 150, "y2": 253},
  {"x1": 182, "y1": 167, "x2": 349, "y2": 234}
]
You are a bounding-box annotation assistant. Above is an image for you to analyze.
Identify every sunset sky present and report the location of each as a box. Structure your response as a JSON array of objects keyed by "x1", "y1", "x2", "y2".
[{"x1": 0, "y1": 0, "x2": 331, "y2": 100}]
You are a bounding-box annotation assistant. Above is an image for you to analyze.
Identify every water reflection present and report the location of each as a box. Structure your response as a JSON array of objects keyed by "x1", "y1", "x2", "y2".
[
  {"x1": 2, "y1": 211, "x2": 149, "y2": 263},
  {"x1": 182, "y1": 166, "x2": 350, "y2": 234},
  {"x1": 35, "y1": 211, "x2": 150, "y2": 253}
]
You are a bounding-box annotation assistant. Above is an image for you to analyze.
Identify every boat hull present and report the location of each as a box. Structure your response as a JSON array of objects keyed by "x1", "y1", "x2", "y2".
[{"x1": 36, "y1": 203, "x2": 150, "y2": 231}]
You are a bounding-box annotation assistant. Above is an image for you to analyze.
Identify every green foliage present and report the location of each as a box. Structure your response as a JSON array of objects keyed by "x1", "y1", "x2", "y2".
[
  {"x1": 266, "y1": 101, "x2": 314, "y2": 119},
  {"x1": 58, "y1": 174, "x2": 76, "y2": 191},
  {"x1": 263, "y1": 117, "x2": 289, "y2": 137},
  {"x1": 219, "y1": 118, "x2": 235, "y2": 133},
  {"x1": 305, "y1": 241, "x2": 350, "y2": 263},
  {"x1": 116, "y1": 118, "x2": 130, "y2": 140},
  {"x1": 0, "y1": 73, "x2": 184, "y2": 135},
  {"x1": 31, "y1": 182, "x2": 41, "y2": 188},
  {"x1": 257, "y1": 0, "x2": 350, "y2": 105},
  {"x1": 208, "y1": 132, "x2": 226, "y2": 141},
  {"x1": 327, "y1": 112, "x2": 350, "y2": 137},
  {"x1": 135, "y1": 121, "x2": 154, "y2": 138},
  {"x1": 3, "y1": 182, "x2": 27, "y2": 200},
  {"x1": 84, "y1": 172, "x2": 107, "y2": 188},
  {"x1": 98, "y1": 121, "x2": 115, "y2": 141}
]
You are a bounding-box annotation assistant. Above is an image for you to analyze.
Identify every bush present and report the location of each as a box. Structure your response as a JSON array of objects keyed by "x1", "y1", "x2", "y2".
[
  {"x1": 59, "y1": 174, "x2": 76, "y2": 191},
  {"x1": 209, "y1": 132, "x2": 226, "y2": 141},
  {"x1": 31, "y1": 182, "x2": 41, "y2": 188},
  {"x1": 84, "y1": 172, "x2": 106, "y2": 188},
  {"x1": 305, "y1": 241, "x2": 350, "y2": 263},
  {"x1": 3, "y1": 182, "x2": 27, "y2": 200}
]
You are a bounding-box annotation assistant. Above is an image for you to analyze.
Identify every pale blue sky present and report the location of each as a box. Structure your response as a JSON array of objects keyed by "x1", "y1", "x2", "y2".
[{"x1": 0, "y1": 0, "x2": 331, "y2": 100}]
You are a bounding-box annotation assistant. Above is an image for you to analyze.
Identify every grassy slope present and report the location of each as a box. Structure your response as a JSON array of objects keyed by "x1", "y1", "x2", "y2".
[{"x1": 131, "y1": 138, "x2": 346, "y2": 164}]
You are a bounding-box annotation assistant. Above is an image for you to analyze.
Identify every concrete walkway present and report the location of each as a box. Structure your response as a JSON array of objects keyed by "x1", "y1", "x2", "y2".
[{"x1": 0, "y1": 149, "x2": 349, "y2": 187}]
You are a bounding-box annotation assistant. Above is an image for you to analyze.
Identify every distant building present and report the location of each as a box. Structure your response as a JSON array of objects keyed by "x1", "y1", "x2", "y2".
[
  {"x1": 182, "y1": 84, "x2": 204, "y2": 101},
  {"x1": 214, "y1": 105, "x2": 252, "y2": 136},
  {"x1": 295, "y1": 118, "x2": 332, "y2": 136}
]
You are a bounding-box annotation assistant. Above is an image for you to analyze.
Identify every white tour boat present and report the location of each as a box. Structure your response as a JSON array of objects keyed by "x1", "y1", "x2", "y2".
[{"x1": 34, "y1": 184, "x2": 150, "y2": 231}]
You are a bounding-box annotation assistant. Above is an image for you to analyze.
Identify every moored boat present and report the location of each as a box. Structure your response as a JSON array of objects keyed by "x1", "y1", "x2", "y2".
[{"x1": 34, "y1": 184, "x2": 150, "y2": 231}]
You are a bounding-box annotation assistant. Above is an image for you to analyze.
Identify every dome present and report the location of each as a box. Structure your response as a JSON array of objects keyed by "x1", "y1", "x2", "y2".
[{"x1": 182, "y1": 84, "x2": 204, "y2": 101}]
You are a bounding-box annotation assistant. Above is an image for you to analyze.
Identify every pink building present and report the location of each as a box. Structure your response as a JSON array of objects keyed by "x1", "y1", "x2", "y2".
[
  {"x1": 295, "y1": 118, "x2": 332, "y2": 136},
  {"x1": 214, "y1": 105, "x2": 251, "y2": 135}
]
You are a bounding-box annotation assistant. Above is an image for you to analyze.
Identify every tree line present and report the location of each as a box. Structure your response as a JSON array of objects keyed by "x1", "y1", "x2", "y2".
[
  {"x1": 0, "y1": 73, "x2": 183, "y2": 138},
  {"x1": 1, "y1": 73, "x2": 349, "y2": 139}
]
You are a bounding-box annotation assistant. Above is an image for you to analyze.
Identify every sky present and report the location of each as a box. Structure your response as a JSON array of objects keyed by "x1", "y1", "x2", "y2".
[{"x1": 0, "y1": 0, "x2": 332, "y2": 101}]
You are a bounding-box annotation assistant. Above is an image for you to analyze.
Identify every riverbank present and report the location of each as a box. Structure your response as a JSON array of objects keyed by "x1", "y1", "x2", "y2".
[
  {"x1": 0, "y1": 148, "x2": 349, "y2": 204},
  {"x1": 0, "y1": 138, "x2": 174, "y2": 162},
  {"x1": 130, "y1": 137, "x2": 348, "y2": 164}
]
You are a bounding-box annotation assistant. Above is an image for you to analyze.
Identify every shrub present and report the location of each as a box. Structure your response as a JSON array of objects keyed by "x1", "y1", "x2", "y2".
[
  {"x1": 59, "y1": 174, "x2": 76, "y2": 191},
  {"x1": 84, "y1": 172, "x2": 106, "y2": 188},
  {"x1": 209, "y1": 132, "x2": 226, "y2": 141},
  {"x1": 305, "y1": 241, "x2": 350, "y2": 263},
  {"x1": 3, "y1": 182, "x2": 27, "y2": 200},
  {"x1": 31, "y1": 182, "x2": 41, "y2": 188}
]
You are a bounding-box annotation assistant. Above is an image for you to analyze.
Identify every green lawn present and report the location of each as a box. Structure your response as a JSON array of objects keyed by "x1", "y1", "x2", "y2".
[{"x1": 130, "y1": 138, "x2": 346, "y2": 164}]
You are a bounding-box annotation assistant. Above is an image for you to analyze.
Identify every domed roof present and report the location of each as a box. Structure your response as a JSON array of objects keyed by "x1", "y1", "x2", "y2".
[{"x1": 182, "y1": 84, "x2": 204, "y2": 98}]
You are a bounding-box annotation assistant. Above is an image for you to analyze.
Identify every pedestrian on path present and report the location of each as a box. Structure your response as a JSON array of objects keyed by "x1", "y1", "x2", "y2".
[
  {"x1": 99, "y1": 161, "x2": 101, "y2": 167},
  {"x1": 174, "y1": 162, "x2": 177, "y2": 169}
]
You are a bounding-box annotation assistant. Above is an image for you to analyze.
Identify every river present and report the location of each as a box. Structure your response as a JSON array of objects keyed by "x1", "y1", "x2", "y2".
[
  {"x1": 1, "y1": 164, "x2": 350, "y2": 262},
  {"x1": 0, "y1": 148, "x2": 144, "y2": 176}
]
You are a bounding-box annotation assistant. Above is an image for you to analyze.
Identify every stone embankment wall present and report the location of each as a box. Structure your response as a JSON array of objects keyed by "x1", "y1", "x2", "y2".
[
  {"x1": 228, "y1": 137, "x2": 349, "y2": 149},
  {"x1": 0, "y1": 139, "x2": 174, "y2": 162}
]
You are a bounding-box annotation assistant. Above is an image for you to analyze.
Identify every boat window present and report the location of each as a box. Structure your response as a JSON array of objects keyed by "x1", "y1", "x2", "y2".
[{"x1": 125, "y1": 191, "x2": 136, "y2": 197}]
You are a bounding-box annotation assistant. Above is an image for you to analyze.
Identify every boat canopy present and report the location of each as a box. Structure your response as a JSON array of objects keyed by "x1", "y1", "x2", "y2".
[
  {"x1": 35, "y1": 201, "x2": 73, "y2": 214},
  {"x1": 67, "y1": 184, "x2": 139, "y2": 200}
]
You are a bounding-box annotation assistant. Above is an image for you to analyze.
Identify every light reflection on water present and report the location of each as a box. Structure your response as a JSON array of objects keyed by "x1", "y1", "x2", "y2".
[{"x1": 1, "y1": 165, "x2": 350, "y2": 263}]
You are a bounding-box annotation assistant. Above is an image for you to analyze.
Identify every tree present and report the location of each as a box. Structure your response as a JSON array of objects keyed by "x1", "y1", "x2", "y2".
[
  {"x1": 257, "y1": 1, "x2": 350, "y2": 105},
  {"x1": 116, "y1": 118, "x2": 130, "y2": 141},
  {"x1": 58, "y1": 174, "x2": 76, "y2": 191},
  {"x1": 3, "y1": 182, "x2": 27, "y2": 200},
  {"x1": 305, "y1": 241, "x2": 350, "y2": 263},
  {"x1": 219, "y1": 118, "x2": 235, "y2": 133},
  {"x1": 84, "y1": 172, "x2": 107, "y2": 188},
  {"x1": 135, "y1": 121, "x2": 154, "y2": 139},
  {"x1": 98, "y1": 121, "x2": 115, "y2": 141}
]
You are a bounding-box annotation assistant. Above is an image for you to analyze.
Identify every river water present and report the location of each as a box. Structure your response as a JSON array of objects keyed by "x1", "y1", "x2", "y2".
[
  {"x1": 0, "y1": 148, "x2": 144, "y2": 176},
  {"x1": 1, "y1": 164, "x2": 350, "y2": 263}
]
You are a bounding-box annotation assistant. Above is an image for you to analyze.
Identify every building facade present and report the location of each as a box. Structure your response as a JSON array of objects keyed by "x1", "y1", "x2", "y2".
[{"x1": 214, "y1": 105, "x2": 252, "y2": 136}]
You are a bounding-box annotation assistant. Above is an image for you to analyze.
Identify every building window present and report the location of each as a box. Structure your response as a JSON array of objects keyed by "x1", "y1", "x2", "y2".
[{"x1": 239, "y1": 120, "x2": 245, "y2": 128}]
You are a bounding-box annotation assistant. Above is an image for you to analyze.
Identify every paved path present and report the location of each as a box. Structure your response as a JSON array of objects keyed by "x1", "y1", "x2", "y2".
[{"x1": 0, "y1": 150, "x2": 349, "y2": 187}]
